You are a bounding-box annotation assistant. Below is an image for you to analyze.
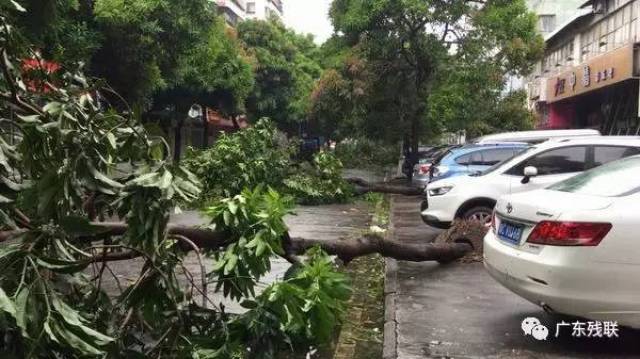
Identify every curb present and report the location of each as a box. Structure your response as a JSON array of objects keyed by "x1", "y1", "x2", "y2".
[
  {"x1": 383, "y1": 195, "x2": 399, "y2": 359},
  {"x1": 383, "y1": 257, "x2": 398, "y2": 359}
]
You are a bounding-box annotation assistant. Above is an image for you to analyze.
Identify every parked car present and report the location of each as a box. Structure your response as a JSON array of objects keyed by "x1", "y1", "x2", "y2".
[
  {"x1": 421, "y1": 137, "x2": 640, "y2": 229},
  {"x1": 411, "y1": 145, "x2": 457, "y2": 187},
  {"x1": 471, "y1": 129, "x2": 601, "y2": 145},
  {"x1": 428, "y1": 143, "x2": 529, "y2": 184},
  {"x1": 484, "y1": 155, "x2": 640, "y2": 328},
  {"x1": 402, "y1": 145, "x2": 442, "y2": 179}
]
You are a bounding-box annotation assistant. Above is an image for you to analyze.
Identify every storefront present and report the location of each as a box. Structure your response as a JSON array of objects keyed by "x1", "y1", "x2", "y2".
[{"x1": 541, "y1": 43, "x2": 640, "y2": 134}]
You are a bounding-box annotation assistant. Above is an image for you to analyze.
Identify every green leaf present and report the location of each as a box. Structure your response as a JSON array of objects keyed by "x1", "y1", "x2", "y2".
[
  {"x1": 240, "y1": 300, "x2": 257, "y2": 309},
  {"x1": 0, "y1": 287, "x2": 16, "y2": 318},
  {"x1": 106, "y1": 132, "x2": 117, "y2": 149},
  {"x1": 37, "y1": 257, "x2": 89, "y2": 274},
  {"x1": 16, "y1": 114, "x2": 40, "y2": 123},
  {"x1": 14, "y1": 288, "x2": 28, "y2": 336},
  {"x1": 51, "y1": 320, "x2": 105, "y2": 356},
  {"x1": 223, "y1": 254, "x2": 238, "y2": 275},
  {"x1": 9, "y1": 0, "x2": 26, "y2": 12},
  {"x1": 88, "y1": 163, "x2": 123, "y2": 189}
]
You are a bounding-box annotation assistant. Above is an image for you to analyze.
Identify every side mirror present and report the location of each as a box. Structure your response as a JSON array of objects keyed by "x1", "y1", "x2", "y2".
[{"x1": 521, "y1": 166, "x2": 538, "y2": 184}]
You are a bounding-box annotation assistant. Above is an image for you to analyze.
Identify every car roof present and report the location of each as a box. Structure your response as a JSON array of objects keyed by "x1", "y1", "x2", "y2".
[
  {"x1": 536, "y1": 136, "x2": 640, "y2": 148},
  {"x1": 452, "y1": 143, "x2": 528, "y2": 154},
  {"x1": 472, "y1": 129, "x2": 601, "y2": 144}
]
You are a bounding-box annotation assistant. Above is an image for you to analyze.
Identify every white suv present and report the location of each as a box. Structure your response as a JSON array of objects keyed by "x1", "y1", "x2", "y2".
[{"x1": 421, "y1": 137, "x2": 640, "y2": 229}]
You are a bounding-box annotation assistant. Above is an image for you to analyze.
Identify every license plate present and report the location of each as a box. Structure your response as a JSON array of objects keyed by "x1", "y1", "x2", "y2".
[{"x1": 498, "y1": 221, "x2": 524, "y2": 245}]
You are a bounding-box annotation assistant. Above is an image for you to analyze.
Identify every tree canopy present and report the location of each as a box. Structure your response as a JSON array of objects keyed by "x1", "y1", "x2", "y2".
[
  {"x1": 237, "y1": 18, "x2": 323, "y2": 132},
  {"x1": 310, "y1": 0, "x2": 543, "y2": 145}
]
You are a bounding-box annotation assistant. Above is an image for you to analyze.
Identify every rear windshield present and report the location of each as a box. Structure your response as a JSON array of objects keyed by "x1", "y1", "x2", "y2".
[{"x1": 549, "y1": 156, "x2": 640, "y2": 197}]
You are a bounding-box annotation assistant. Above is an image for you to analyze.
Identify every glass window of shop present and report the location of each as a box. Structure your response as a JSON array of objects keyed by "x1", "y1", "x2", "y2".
[
  {"x1": 581, "y1": 1, "x2": 637, "y2": 61},
  {"x1": 543, "y1": 40, "x2": 575, "y2": 73}
]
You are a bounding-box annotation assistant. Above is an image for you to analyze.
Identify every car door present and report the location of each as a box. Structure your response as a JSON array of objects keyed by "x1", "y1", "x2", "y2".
[{"x1": 505, "y1": 145, "x2": 589, "y2": 195}]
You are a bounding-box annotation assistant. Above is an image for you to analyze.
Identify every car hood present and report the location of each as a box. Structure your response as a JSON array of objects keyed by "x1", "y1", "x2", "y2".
[{"x1": 496, "y1": 189, "x2": 614, "y2": 221}]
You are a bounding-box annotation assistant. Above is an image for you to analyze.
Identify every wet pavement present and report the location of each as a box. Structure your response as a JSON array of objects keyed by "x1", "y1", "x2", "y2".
[
  {"x1": 386, "y1": 195, "x2": 640, "y2": 359},
  {"x1": 98, "y1": 201, "x2": 372, "y2": 313}
]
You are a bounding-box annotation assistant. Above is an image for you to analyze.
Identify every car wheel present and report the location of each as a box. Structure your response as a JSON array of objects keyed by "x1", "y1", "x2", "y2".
[
  {"x1": 420, "y1": 200, "x2": 428, "y2": 212},
  {"x1": 462, "y1": 206, "x2": 493, "y2": 226}
]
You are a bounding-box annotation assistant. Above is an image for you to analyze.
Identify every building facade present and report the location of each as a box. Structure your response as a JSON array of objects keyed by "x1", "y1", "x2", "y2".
[
  {"x1": 527, "y1": 0, "x2": 640, "y2": 134},
  {"x1": 527, "y1": 0, "x2": 587, "y2": 36},
  {"x1": 215, "y1": 0, "x2": 282, "y2": 26},
  {"x1": 216, "y1": 0, "x2": 247, "y2": 26},
  {"x1": 245, "y1": 0, "x2": 283, "y2": 20}
]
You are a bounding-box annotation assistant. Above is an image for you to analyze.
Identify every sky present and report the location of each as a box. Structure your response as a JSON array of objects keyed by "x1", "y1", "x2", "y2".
[{"x1": 283, "y1": 0, "x2": 334, "y2": 44}]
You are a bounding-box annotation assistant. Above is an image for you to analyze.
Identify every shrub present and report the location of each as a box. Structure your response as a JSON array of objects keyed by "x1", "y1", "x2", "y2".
[
  {"x1": 334, "y1": 138, "x2": 398, "y2": 169},
  {"x1": 284, "y1": 151, "x2": 353, "y2": 205},
  {"x1": 183, "y1": 119, "x2": 296, "y2": 206}
]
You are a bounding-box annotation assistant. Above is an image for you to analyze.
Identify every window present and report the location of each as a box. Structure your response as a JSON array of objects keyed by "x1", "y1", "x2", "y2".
[
  {"x1": 538, "y1": 15, "x2": 556, "y2": 33},
  {"x1": 479, "y1": 148, "x2": 522, "y2": 166},
  {"x1": 455, "y1": 153, "x2": 473, "y2": 165},
  {"x1": 506, "y1": 146, "x2": 588, "y2": 176},
  {"x1": 550, "y1": 156, "x2": 640, "y2": 197},
  {"x1": 592, "y1": 146, "x2": 640, "y2": 167},
  {"x1": 247, "y1": 2, "x2": 255, "y2": 13}
]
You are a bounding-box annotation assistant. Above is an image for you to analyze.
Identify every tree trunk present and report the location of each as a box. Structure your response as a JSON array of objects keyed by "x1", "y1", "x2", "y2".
[
  {"x1": 202, "y1": 114, "x2": 209, "y2": 148},
  {"x1": 0, "y1": 224, "x2": 475, "y2": 264},
  {"x1": 289, "y1": 234, "x2": 473, "y2": 264},
  {"x1": 346, "y1": 177, "x2": 423, "y2": 196},
  {"x1": 174, "y1": 119, "x2": 184, "y2": 162}
]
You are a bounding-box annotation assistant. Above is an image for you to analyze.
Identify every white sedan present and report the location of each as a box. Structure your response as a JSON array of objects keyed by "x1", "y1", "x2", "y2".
[{"x1": 484, "y1": 155, "x2": 640, "y2": 328}]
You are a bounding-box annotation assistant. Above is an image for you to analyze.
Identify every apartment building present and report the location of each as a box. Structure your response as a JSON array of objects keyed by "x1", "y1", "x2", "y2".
[
  {"x1": 216, "y1": 0, "x2": 247, "y2": 26},
  {"x1": 245, "y1": 0, "x2": 284, "y2": 20},
  {"x1": 527, "y1": 0, "x2": 640, "y2": 134},
  {"x1": 215, "y1": 0, "x2": 283, "y2": 26},
  {"x1": 527, "y1": 0, "x2": 586, "y2": 36}
]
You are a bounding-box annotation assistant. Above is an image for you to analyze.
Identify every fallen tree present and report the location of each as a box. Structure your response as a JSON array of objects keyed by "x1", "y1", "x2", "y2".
[
  {"x1": 346, "y1": 177, "x2": 424, "y2": 196},
  {"x1": 1, "y1": 224, "x2": 477, "y2": 265},
  {"x1": 0, "y1": 13, "x2": 475, "y2": 358}
]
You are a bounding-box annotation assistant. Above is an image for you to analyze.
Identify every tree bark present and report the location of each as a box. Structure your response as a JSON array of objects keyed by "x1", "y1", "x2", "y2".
[
  {"x1": 289, "y1": 234, "x2": 473, "y2": 264},
  {"x1": 1, "y1": 223, "x2": 476, "y2": 263},
  {"x1": 91, "y1": 223, "x2": 474, "y2": 263},
  {"x1": 346, "y1": 177, "x2": 423, "y2": 196}
]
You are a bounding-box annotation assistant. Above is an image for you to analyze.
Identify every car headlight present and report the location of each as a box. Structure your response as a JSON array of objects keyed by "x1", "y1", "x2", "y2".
[{"x1": 428, "y1": 185, "x2": 453, "y2": 197}]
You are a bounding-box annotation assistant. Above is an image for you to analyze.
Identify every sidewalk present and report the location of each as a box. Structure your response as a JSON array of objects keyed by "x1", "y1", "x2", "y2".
[{"x1": 384, "y1": 195, "x2": 640, "y2": 359}]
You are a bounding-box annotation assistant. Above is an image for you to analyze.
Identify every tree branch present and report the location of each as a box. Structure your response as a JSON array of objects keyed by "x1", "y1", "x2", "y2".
[
  {"x1": 289, "y1": 234, "x2": 473, "y2": 264},
  {"x1": 89, "y1": 223, "x2": 473, "y2": 263},
  {"x1": 346, "y1": 177, "x2": 423, "y2": 196}
]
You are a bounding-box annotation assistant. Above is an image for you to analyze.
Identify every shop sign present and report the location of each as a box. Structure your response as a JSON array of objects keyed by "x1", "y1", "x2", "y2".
[
  {"x1": 547, "y1": 44, "x2": 635, "y2": 103},
  {"x1": 582, "y1": 65, "x2": 590, "y2": 87}
]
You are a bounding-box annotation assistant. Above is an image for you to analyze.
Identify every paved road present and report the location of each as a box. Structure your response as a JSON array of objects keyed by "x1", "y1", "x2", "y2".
[
  {"x1": 386, "y1": 195, "x2": 640, "y2": 359},
  {"x1": 99, "y1": 202, "x2": 372, "y2": 313}
]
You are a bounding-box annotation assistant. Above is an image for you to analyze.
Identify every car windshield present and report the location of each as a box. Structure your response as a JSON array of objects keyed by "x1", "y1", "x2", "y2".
[
  {"x1": 475, "y1": 146, "x2": 535, "y2": 176},
  {"x1": 549, "y1": 156, "x2": 640, "y2": 197}
]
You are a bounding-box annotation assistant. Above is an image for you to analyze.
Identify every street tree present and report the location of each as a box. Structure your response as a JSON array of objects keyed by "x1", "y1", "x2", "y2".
[
  {"x1": 318, "y1": 0, "x2": 543, "y2": 148},
  {"x1": 237, "y1": 18, "x2": 323, "y2": 133},
  {"x1": 0, "y1": 7, "x2": 475, "y2": 358}
]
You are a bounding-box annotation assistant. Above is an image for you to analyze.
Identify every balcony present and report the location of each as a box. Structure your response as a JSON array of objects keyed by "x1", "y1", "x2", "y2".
[{"x1": 269, "y1": 0, "x2": 283, "y2": 14}]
